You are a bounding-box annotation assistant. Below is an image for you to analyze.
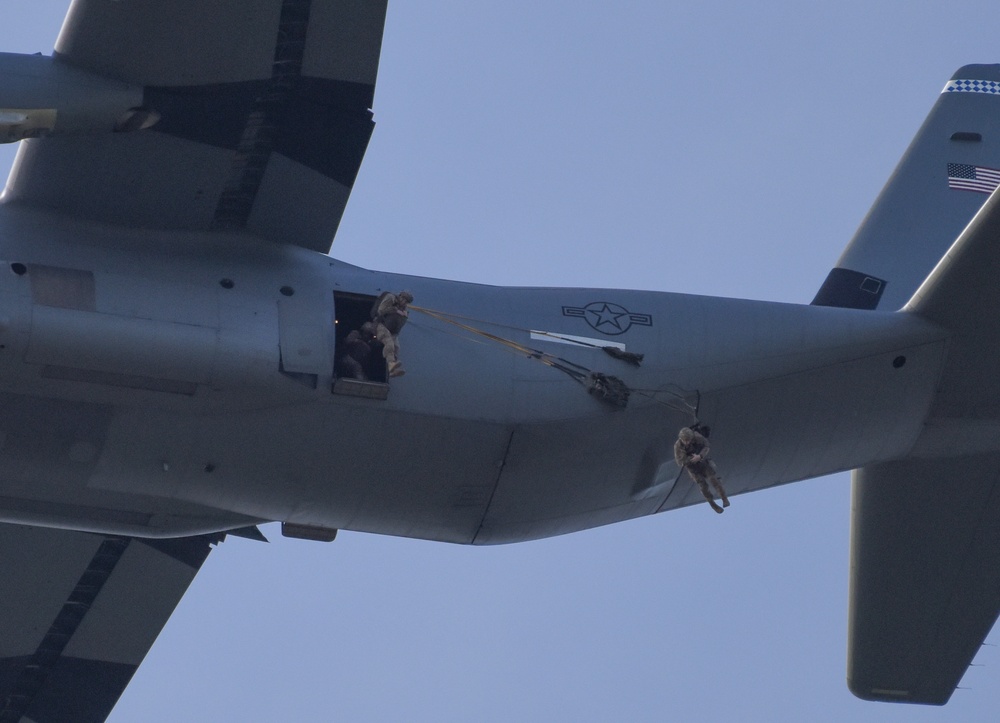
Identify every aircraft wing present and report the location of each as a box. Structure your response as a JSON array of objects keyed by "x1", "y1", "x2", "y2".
[
  {"x1": 0, "y1": 523, "x2": 223, "y2": 723},
  {"x1": 3, "y1": 0, "x2": 388, "y2": 253}
]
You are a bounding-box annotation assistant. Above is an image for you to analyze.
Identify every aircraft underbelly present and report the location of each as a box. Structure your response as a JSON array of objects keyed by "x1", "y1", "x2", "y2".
[
  {"x1": 88, "y1": 405, "x2": 512, "y2": 543},
  {"x1": 475, "y1": 314, "x2": 948, "y2": 543},
  {"x1": 0, "y1": 214, "x2": 954, "y2": 544},
  {"x1": 0, "y1": 392, "x2": 515, "y2": 542},
  {"x1": 0, "y1": 293, "x2": 948, "y2": 543}
]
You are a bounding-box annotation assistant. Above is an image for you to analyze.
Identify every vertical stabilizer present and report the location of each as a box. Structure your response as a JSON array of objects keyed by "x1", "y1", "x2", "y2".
[{"x1": 813, "y1": 65, "x2": 1000, "y2": 311}]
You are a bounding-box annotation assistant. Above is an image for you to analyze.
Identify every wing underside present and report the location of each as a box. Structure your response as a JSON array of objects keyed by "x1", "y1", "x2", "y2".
[
  {"x1": 0, "y1": 523, "x2": 222, "y2": 723},
  {"x1": 2, "y1": 0, "x2": 388, "y2": 253}
]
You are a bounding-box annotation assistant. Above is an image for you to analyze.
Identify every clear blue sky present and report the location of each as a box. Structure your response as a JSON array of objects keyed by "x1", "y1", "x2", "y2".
[{"x1": 3, "y1": 2, "x2": 1000, "y2": 721}]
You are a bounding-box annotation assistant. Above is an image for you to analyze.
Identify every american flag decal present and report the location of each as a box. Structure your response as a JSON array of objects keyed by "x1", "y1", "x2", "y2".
[{"x1": 947, "y1": 163, "x2": 1000, "y2": 194}]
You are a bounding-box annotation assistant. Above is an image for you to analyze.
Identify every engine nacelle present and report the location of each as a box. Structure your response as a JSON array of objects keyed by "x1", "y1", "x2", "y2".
[{"x1": 0, "y1": 52, "x2": 150, "y2": 143}]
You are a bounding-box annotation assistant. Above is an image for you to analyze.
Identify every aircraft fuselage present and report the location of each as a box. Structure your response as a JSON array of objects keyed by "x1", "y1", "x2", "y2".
[{"x1": 0, "y1": 207, "x2": 948, "y2": 543}]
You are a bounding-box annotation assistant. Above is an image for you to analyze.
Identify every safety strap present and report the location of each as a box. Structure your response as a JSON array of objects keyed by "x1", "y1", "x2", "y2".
[
  {"x1": 410, "y1": 305, "x2": 700, "y2": 416},
  {"x1": 412, "y1": 305, "x2": 632, "y2": 407}
]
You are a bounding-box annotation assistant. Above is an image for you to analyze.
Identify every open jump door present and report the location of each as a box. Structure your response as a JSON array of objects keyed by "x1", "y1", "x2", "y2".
[{"x1": 332, "y1": 291, "x2": 390, "y2": 399}]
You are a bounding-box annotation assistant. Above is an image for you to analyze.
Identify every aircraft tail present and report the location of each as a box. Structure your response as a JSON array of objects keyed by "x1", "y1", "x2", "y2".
[
  {"x1": 812, "y1": 64, "x2": 1000, "y2": 312},
  {"x1": 840, "y1": 68, "x2": 1000, "y2": 705}
]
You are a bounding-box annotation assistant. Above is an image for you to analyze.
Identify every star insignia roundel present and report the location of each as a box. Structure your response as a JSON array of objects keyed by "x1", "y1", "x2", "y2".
[{"x1": 561, "y1": 301, "x2": 653, "y2": 335}]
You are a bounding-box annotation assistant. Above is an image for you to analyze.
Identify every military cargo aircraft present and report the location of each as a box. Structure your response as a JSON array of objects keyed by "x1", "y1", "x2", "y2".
[{"x1": 2, "y1": 2, "x2": 1000, "y2": 721}]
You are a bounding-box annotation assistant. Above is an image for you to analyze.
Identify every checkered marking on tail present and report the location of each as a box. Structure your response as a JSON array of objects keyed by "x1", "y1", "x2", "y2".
[{"x1": 942, "y1": 79, "x2": 1000, "y2": 95}]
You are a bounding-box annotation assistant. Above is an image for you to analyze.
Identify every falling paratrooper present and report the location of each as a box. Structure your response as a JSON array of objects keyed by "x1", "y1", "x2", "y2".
[{"x1": 674, "y1": 425, "x2": 730, "y2": 513}]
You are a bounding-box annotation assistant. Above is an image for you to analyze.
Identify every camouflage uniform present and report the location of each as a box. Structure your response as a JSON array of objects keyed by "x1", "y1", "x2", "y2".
[
  {"x1": 340, "y1": 329, "x2": 371, "y2": 380},
  {"x1": 674, "y1": 427, "x2": 730, "y2": 513},
  {"x1": 373, "y1": 291, "x2": 412, "y2": 377}
]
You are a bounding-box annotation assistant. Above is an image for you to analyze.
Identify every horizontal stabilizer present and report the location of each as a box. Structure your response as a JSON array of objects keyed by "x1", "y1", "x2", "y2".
[
  {"x1": 905, "y1": 184, "x2": 1000, "y2": 325},
  {"x1": 904, "y1": 184, "x2": 1000, "y2": 419}
]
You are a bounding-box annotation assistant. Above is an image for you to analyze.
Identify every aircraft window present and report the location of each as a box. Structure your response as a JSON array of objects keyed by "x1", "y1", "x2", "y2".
[
  {"x1": 332, "y1": 291, "x2": 389, "y2": 397},
  {"x1": 280, "y1": 285, "x2": 295, "y2": 296},
  {"x1": 950, "y1": 131, "x2": 982, "y2": 142},
  {"x1": 219, "y1": 278, "x2": 234, "y2": 289},
  {"x1": 10, "y1": 262, "x2": 26, "y2": 276}
]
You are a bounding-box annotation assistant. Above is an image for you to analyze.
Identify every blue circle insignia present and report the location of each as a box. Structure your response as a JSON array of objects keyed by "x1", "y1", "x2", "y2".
[{"x1": 561, "y1": 301, "x2": 653, "y2": 336}]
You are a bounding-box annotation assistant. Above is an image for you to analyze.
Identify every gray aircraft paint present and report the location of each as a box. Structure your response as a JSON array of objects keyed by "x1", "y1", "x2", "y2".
[
  {"x1": 0, "y1": 204, "x2": 947, "y2": 546},
  {"x1": 2, "y1": 1, "x2": 1000, "y2": 720},
  {"x1": 830, "y1": 65, "x2": 1000, "y2": 311}
]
